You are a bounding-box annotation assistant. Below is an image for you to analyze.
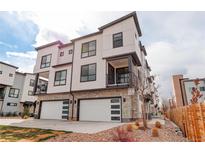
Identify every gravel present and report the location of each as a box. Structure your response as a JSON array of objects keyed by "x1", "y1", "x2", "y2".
[{"x1": 47, "y1": 119, "x2": 189, "y2": 142}]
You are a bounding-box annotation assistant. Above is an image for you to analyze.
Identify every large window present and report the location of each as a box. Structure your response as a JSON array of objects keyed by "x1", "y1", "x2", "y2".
[
  {"x1": 54, "y1": 70, "x2": 67, "y2": 86},
  {"x1": 8, "y1": 88, "x2": 20, "y2": 98},
  {"x1": 81, "y1": 40, "x2": 96, "y2": 58},
  {"x1": 113, "y1": 32, "x2": 123, "y2": 48},
  {"x1": 80, "y1": 63, "x2": 96, "y2": 82},
  {"x1": 40, "y1": 54, "x2": 52, "y2": 68}
]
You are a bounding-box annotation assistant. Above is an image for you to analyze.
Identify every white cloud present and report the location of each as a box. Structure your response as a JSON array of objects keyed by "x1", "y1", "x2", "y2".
[
  {"x1": 6, "y1": 51, "x2": 37, "y2": 60},
  {"x1": 5, "y1": 51, "x2": 37, "y2": 73},
  {"x1": 0, "y1": 41, "x2": 17, "y2": 49},
  {"x1": 17, "y1": 11, "x2": 129, "y2": 46}
]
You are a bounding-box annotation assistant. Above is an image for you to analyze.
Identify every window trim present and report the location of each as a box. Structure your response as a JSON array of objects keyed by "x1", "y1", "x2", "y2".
[
  {"x1": 81, "y1": 40, "x2": 96, "y2": 58},
  {"x1": 54, "y1": 70, "x2": 67, "y2": 86},
  {"x1": 40, "y1": 54, "x2": 52, "y2": 69},
  {"x1": 8, "y1": 88, "x2": 20, "y2": 98},
  {"x1": 80, "y1": 63, "x2": 97, "y2": 82},
  {"x1": 113, "y1": 32, "x2": 123, "y2": 48}
]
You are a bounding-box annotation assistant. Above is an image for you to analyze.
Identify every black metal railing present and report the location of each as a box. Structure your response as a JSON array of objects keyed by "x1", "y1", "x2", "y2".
[
  {"x1": 35, "y1": 83, "x2": 48, "y2": 94},
  {"x1": 106, "y1": 72, "x2": 139, "y2": 89}
]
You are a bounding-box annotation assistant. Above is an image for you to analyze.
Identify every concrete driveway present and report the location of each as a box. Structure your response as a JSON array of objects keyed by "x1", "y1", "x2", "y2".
[{"x1": 0, "y1": 119, "x2": 124, "y2": 134}]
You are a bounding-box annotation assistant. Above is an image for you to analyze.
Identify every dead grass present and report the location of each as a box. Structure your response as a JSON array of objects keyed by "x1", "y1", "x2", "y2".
[{"x1": 0, "y1": 125, "x2": 72, "y2": 142}]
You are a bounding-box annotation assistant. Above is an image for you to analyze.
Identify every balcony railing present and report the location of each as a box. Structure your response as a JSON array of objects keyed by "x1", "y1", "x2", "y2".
[
  {"x1": 106, "y1": 72, "x2": 139, "y2": 89},
  {"x1": 35, "y1": 83, "x2": 48, "y2": 94}
]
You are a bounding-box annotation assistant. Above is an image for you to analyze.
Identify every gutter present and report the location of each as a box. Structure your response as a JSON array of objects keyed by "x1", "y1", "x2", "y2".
[{"x1": 69, "y1": 41, "x2": 75, "y2": 120}]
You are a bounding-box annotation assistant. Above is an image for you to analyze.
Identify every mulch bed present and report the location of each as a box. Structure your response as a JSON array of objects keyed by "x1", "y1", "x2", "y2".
[{"x1": 47, "y1": 119, "x2": 189, "y2": 142}]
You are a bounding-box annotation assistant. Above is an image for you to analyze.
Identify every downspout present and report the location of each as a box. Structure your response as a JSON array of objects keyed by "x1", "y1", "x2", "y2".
[{"x1": 69, "y1": 41, "x2": 75, "y2": 120}]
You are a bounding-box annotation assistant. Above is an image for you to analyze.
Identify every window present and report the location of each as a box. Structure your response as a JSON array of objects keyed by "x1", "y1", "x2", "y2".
[
  {"x1": 7, "y1": 103, "x2": 17, "y2": 106},
  {"x1": 81, "y1": 40, "x2": 96, "y2": 58},
  {"x1": 30, "y1": 79, "x2": 35, "y2": 87},
  {"x1": 54, "y1": 70, "x2": 67, "y2": 86},
  {"x1": 111, "y1": 105, "x2": 120, "y2": 109},
  {"x1": 200, "y1": 87, "x2": 205, "y2": 91},
  {"x1": 113, "y1": 32, "x2": 123, "y2": 48},
  {"x1": 28, "y1": 91, "x2": 33, "y2": 96},
  {"x1": 68, "y1": 49, "x2": 73, "y2": 54},
  {"x1": 60, "y1": 51, "x2": 64, "y2": 56},
  {"x1": 80, "y1": 63, "x2": 96, "y2": 82},
  {"x1": 9, "y1": 73, "x2": 13, "y2": 77},
  {"x1": 40, "y1": 54, "x2": 52, "y2": 68},
  {"x1": 0, "y1": 71, "x2": 2, "y2": 74},
  {"x1": 8, "y1": 88, "x2": 20, "y2": 98}
]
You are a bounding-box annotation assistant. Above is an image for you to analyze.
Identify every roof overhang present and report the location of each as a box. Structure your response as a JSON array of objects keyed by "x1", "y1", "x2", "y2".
[
  {"x1": 98, "y1": 11, "x2": 142, "y2": 37},
  {"x1": 0, "y1": 61, "x2": 18, "y2": 69}
]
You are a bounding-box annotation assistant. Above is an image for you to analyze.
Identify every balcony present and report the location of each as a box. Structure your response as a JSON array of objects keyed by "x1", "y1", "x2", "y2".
[
  {"x1": 0, "y1": 88, "x2": 5, "y2": 100},
  {"x1": 106, "y1": 56, "x2": 139, "y2": 89},
  {"x1": 106, "y1": 72, "x2": 138, "y2": 88},
  {"x1": 34, "y1": 72, "x2": 49, "y2": 95}
]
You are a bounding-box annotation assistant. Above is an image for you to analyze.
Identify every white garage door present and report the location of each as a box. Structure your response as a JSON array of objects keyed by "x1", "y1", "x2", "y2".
[
  {"x1": 40, "y1": 100, "x2": 69, "y2": 120},
  {"x1": 79, "y1": 98, "x2": 121, "y2": 122}
]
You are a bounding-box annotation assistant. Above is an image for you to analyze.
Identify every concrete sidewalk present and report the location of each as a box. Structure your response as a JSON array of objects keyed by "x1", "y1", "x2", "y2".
[{"x1": 0, "y1": 119, "x2": 124, "y2": 134}]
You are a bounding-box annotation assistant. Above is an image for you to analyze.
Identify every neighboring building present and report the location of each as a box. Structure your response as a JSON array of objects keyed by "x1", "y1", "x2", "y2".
[
  {"x1": 33, "y1": 11, "x2": 155, "y2": 122},
  {"x1": 172, "y1": 74, "x2": 205, "y2": 106},
  {"x1": 0, "y1": 61, "x2": 37, "y2": 115}
]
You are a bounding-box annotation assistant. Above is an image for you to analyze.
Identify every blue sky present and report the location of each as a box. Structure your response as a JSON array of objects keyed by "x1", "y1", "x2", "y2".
[{"x1": 0, "y1": 11, "x2": 205, "y2": 98}]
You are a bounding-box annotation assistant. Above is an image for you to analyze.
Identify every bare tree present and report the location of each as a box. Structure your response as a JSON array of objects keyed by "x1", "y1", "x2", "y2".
[{"x1": 138, "y1": 74, "x2": 159, "y2": 129}]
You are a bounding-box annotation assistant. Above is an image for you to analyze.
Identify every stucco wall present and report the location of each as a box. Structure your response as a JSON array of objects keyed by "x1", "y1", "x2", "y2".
[
  {"x1": 71, "y1": 34, "x2": 106, "y2": 91},
  {"x1": 0, "y1": 63, "x2": 16, "y2": 86},
  {"x1": 47, "y1": 65, "x2": 72, "y2": 93},
  {"x1": 2, "y1": 73, "x2": 25, "y2": 113}
]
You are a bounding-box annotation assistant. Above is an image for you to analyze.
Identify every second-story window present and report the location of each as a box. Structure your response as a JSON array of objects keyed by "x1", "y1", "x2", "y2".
[
  {"x1": 9, "y1": 73, "x2": 13, "y2": 77},
  {"x1": 68, "y1": 49, "x2": 73, "y2": 54},
  {"x1": 113, "y1": 32, "x2": 123, "y2": 48},
  {"x1": 8, "y1": 88, "x2": 20, "y2": 98},
  {"x1": 0, "y1": 71, "x2": 2, "y2": 74},
  {"x1": 40, "y1": 54, "x2": 52, "y2": 69},
  {"x1": 54, "y1": 70, "x2": 67, "y2": 86},
  {"x1": 80, "y1": 63, "x2": 96, "y2": 82},
  {"x1": 60, "y1": 51, "x2": 64, "y2": 57},
  {"x1": 81, "y1": 40, "x2": 96, "y2": 58}
]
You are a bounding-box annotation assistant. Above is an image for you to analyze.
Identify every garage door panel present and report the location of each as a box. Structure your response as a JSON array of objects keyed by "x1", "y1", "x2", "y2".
[
  {"x1": 79, "y1": 98, "x2": 121, "y2": 122},
  {"x1": 40, "y1": 100, "x2": 69, "y2": 120}
]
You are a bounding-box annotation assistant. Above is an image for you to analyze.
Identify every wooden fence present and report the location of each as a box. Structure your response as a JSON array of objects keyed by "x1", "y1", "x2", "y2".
[{"x1": 166, "y1": 103, "x2": 205, "y2": 142}]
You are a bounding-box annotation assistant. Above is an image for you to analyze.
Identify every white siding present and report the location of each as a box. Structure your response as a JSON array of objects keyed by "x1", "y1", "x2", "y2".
[
  {"x1": 71, "y1": 34, "x2": 106, "y2": 91},
  {"x1": 20, "y1": 74, "x2": 37, "y2": 102},
  {"x1": 0, "y1": 63, "x2": 16, "y2": 86},
  {"x1": 47, "y1": 65, "x2": 72, "y2": 93}
]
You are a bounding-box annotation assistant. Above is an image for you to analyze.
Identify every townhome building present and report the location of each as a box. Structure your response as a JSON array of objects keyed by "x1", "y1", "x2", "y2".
[
  {"x1": 172, "y1": 74, "x2": 205, "y2": 107},
  {"x1": 0, "y1": 61, "x2": 36, "y2": 115},
  {"x1": 33, "y1": 11, "x2": 154, "y2": 122}
]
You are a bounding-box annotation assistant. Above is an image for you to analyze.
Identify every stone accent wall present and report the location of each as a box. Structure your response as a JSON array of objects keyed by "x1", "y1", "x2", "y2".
[
  {"x1": 35, "y1": 93, "x2": 73, "y2": 119},
  {"x1": 35, "y1": 88, "x2": 141, "y2": 122},
  {"x1": 72, "y1": 88, "x2": 136, "y2": 122}
]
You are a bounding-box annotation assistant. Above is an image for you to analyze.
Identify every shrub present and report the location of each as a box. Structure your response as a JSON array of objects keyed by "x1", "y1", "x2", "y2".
[
  {"x1": 21, "y1": 107, "x2": 30, "y2": 119},
  {"x1": 112, "y1": 127, "x2": 137, "y2": 142},
  {"x1": 152, "y1": 127, "x2": 159, "y2": 137},
  {"x1": 126, "y1": 124, "x2": 133, "y2": 132},
  {"x1": 135, "y1": 121, "x2": 140, "y2": 127},
  {"x1": 6, "y1": 112, "x2": 12, "y2": 117},
  {"x1": 0, "y1": 112, "x2": 4, "y2": 117},
  {"x1": 155, "y1": 121, "x2": 162, "y2": 129}
]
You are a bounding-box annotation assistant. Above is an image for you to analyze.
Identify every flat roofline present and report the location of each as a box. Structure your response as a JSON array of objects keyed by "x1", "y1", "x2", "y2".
[
  {"x1": 98, "y1": 11, "x2": 142, "y2": 37},
  {"x1": 70, "y1": 31, "x2": 102, "y2": 42},
  {"x1": 0, "y1": 61, "x2": 18, "y2": 69},
  {"x1": 35, "y1": 40, "x2": 63, "y2": 50}
]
